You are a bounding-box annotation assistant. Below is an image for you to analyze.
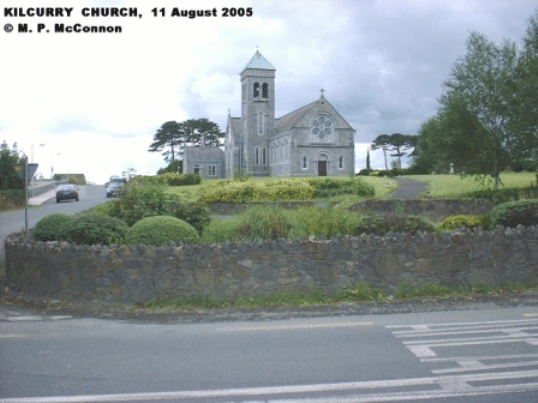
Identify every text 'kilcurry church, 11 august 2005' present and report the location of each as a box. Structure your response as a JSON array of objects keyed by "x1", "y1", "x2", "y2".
[{"x1": 184, "y1": 50, "x2": 356, "y2": 179}]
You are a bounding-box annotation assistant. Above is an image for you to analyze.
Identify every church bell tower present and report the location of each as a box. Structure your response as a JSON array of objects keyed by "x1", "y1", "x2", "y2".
[{"x1": 240, "y1": 50, "x2": 275, "y2": 176}]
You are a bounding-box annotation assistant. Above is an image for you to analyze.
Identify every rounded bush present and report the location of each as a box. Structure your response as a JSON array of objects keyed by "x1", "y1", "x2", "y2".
[
  {"x1": 62, "y1": 215, "x2": 129, "y2": 245},
  {"x1": 490, "y1": 199, "x2": 538, "y2": 228},
  {"x1": 125, "y1": 216, "x2": 199, "y2": 246},
  {"x1": 437, "y1": 215, "x2": 490, "y2": 231},
  {"x1": 353, "y1": 213, "x2": 434, "y2": 236},
  {"x1": 33, "y1": 214, "x2": 74, "y2": 241}
]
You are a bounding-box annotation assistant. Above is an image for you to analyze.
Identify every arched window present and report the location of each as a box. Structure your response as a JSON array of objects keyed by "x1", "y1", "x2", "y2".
[
  {"x1": 253, "y1": 82, "x2": 260, "y2": 98},
  {"x1": 262, "y1": 83, "x2": 268, "y2": 99},
  {"x1": 302, "y1": 156, "x2": 307, "y2": 169},
  {"x1": 339, "y1": 156, "x2": 344, "y2": 169},
  {"x1": 263, "y1": 148, "x2": 266, "y2": 165},
  {"x1": 255, "y1": 147, "x2": 259, "y2": 165}
]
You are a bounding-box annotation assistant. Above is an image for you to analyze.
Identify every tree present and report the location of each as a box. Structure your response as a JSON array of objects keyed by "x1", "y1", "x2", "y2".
[
  {"x1": 183, "y1": 118, "x2": 224, "y2": 147},
  {"x1": 157, "y1": 159, "x2": 183, "y2": 175},
  {"x1": 509, "y1": 10, "x2": 538, "y2": 168},
  {"x1": 148, "y1": 119, "x2": 225, "y2": 164},
  {"x1": 440, "y1": 31, "x2": 519, "y2": 189},
  {"x1": 371, "y1": 133, "x2": 417, "y2": 169},
  {"x1": 366, "y1": 147, "x2": 371, "y2": 170},
  {"x1": 411, "y1": 116, "x2": 446, "y2": 174},
  {"x1": 148, "y1": 121, "x2": 184, "y2": 163},
  {"x1": 0, "y1": 141, "x2": 26, "y2": 189}
]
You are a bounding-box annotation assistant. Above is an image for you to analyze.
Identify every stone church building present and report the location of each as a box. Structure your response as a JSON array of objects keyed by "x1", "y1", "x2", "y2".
[{"x1": 184, "y1": 51, "x2": 355, "y2": 178}]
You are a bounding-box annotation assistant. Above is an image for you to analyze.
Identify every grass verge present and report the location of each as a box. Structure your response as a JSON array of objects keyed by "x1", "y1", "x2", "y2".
[
  {"x1": 405, "y1": 172, "x2": 537, "y2": 198},
  {"x1": 135, "y1": 281, "x2": 538, "y2": 311}
]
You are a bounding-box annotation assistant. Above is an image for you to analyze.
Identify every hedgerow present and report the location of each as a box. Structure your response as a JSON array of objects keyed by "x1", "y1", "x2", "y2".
[{"x1": 197, "y1": 177, "x2": 375, "y2": 204}]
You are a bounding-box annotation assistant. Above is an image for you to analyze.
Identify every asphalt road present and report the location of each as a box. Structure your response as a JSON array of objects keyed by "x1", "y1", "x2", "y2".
[
  {"x1": 1, "y1": 307, "x2": 538, "y2": 402},
  {"x1": 0, "y1": 185, "x2": 109, "y2": 273}
]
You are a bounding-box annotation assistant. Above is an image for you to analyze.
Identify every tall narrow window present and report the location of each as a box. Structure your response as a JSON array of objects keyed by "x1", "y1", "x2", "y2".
[
  {"x1": 253, "y1": 82, "x2": 260, "y2": 98},
  {"x1": 263, "y1": 148, "x2": 266, "y2": 165},
  {"x1": 256, "y1": 147, "x2": 259, "y2": 165},
  {"x1": 258, "y1": 111, "x2": 263, "y2": 135},
  {"x1": 339, "y1": 156, "x2": 344, "y2": 169},
  {"x1": 262, "y1": 83, "x2": 268, "y2": 99},
  {"x1": 302, "y1": 157, "x2": 307, "y2": 169}
]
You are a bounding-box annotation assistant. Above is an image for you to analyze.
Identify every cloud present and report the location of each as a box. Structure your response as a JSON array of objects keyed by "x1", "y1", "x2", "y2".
[{"x1": 1, "y1": 0, "x2": 536, "y2": 182}]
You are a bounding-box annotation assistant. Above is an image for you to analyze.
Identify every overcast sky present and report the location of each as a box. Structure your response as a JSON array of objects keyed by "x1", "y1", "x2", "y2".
[{"x1": 1, "y1": 0, "x2": 536, "y2": 183}]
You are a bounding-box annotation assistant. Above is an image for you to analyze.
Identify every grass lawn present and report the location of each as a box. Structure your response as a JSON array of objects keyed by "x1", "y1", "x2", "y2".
[
  {"x1": 167, "y1": 176, "x2": 398, "y2": 205},
  {"x1": 404, "y1": 172, "x2": 538, "y2": 198}
]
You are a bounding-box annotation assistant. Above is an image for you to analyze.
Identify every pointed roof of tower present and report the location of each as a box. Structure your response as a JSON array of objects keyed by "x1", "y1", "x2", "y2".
[{"x1": 242, "y1": 50, "x2": 275, "y2": 72}]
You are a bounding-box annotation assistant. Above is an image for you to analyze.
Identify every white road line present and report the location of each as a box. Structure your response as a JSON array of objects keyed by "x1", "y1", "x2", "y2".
[
  {"x1": 0, "y1": 370, "x2": 538, "y2": 403},
  {"x1": 402, "y1": 334, "x2": 538, "y2": 345},
  {"x1": 393, "y1": 325, "x2": 538, "y2": 338},
  {"x1": 406, "y1": 337, "x2": 538, "y2": 358},
  {"x1": 431, "y1": 359, "x2": 538, "y2": 374},
  {"x1": 387, "y1": 319, "x2": 538, "y2": 331},
  {"x1": 421, "y1": 353, "x2": 538, "y2": 362}
]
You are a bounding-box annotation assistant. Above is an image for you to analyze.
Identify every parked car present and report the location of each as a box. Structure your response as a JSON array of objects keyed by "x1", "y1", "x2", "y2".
[
  {"x1": 106, "y1": 182, "x2": 124, "y2": 198},
  {"x1": 56, "y1": 184, "x2": 79, "y2": 203}
]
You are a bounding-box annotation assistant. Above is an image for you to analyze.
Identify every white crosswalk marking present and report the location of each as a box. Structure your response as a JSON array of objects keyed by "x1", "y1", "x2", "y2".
[{"x1": 386, "y1": 318, "x2": 538, "y2": 396}]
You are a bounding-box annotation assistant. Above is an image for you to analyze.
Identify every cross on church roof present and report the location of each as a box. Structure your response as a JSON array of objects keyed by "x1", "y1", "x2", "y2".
[{"x1": 320, "y1": 88, "x2": 325, "y2": 97}]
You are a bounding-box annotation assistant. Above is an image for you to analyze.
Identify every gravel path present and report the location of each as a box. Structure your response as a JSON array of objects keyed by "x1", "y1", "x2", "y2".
[{"x1": 390, "y1": 177, "x2": 429, "y2": 199}]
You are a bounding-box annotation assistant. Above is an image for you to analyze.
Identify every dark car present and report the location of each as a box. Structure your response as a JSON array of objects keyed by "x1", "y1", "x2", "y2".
[
  {"x1": 106, "y1": 182, "x2": 124, "y2": 198},
  {"x1": 56, "y1": 184, "x2": 79, "y2": 202}
]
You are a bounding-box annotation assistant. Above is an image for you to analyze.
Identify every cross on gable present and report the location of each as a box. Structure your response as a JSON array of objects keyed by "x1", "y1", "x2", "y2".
[{"x1": 320, "y1": 88, "x2": 325, "y2": 97}]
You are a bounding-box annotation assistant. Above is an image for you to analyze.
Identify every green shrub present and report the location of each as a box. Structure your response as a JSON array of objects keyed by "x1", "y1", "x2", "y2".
[
  {"x1": 307, "y1": 177, "x2": 375, "y2": 198},
  {"x1": 353, "y1": 213, "x2": 435, "y2": 236},
  {"x1": 437, "y1": 215, "x2": 490, "y2": 231},
  {"x1": 117, "y1": 183, "x2": 173, "y2": 226},
  {"x1": 166, "y1": 200, "x2": 210, "y2": 234},
  {"x1": 130, "y1": 173, "x2": 202, "y2": 187},
  {"x1": 83, "y1": 200, "x2": 122, "y2": 218},
  {"x1": 289, "y1": 206, "x2": 363, "y2": 238},
  {"x1": 490, "y1": 199, "x2": 538, "y2": 228},
  {"x1": 157, "y1": 172, "x2": 202, "y2": 186},
  {"x1": 62, "y1": 215, "x2": 129, "y2": 245},
  {"x1": 0, "y1": 189, "x2": 24, "y2": 211},
  {"x1": 33, "y1": 214, "x2": 74, "y2": 241},
  {"x1": 201, "y1": 217, "x2": 246, "y2": 243},
  {"x1": 462, "y1": 186, "x2": 538, "y2": 204},
  {"x1": 198, "y1": 179, "x2": 315, "y2": 203},
  {"x1": 125, "y1": 216, "x2": 199, "y2": 245},
  {"x1": 233, "y1": 205, "x2": 295, "y2": 241}
]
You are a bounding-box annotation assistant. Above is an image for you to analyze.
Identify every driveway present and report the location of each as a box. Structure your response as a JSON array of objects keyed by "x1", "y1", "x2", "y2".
[{"x1": 390, "y1": 177, "x2": 429, "y2": 199}]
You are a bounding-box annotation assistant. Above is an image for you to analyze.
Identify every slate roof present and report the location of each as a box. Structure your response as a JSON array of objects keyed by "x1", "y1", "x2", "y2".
[
  {"x1": 184, "y1": 147, "x2": 224, "y2": 162},
  {"x1": 242, "y1": 51, "x2": 276, "y2": 72},
  {"x1": 273, "y1": 100, "x2": 318, "y2": 134}
]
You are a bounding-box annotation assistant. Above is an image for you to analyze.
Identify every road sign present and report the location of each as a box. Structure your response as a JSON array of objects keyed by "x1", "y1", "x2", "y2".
[{"x1": 13, "y1": 163, "x2": 39, "y2": 184}]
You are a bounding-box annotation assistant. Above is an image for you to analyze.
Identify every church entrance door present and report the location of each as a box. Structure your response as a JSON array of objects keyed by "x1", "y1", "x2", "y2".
[{"x1": 318, "y1": 161, "x2": 327, "y2": 176}]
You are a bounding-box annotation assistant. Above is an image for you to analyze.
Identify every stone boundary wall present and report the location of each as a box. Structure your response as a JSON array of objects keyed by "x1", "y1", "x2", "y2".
[
  {"x1": 5, "y1": 226, "x2": 538, "y2": 304},
  {"x1": 349, "y1": 199, "x2": 495, "y2": 220}
]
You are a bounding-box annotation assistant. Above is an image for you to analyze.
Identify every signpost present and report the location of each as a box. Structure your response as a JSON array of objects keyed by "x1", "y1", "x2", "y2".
[{"x1": 13, "y1": 162, "x2": 39, "y2": 231}]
